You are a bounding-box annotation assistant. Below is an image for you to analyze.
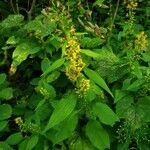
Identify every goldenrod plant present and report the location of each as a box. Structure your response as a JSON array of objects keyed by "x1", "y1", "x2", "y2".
[{"x1": 0, "y1": 0, "x2": 150, "y2": 149}]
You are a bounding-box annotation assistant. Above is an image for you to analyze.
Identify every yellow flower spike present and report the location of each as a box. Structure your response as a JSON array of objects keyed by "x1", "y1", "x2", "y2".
[
  {"x1": 76, "y1": 78, "x2": 90, "y2": 97},
  {"x1": 135, "y1": 31, "x2": 148, "y2": 52}
]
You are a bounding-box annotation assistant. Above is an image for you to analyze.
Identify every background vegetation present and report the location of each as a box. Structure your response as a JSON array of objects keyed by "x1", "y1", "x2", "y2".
[{"x1": 0, "y1": 0, "x2": 150, "y2": 149}]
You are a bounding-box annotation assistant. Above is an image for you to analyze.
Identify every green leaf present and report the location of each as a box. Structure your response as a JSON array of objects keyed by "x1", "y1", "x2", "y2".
[
  {"x1": 37, "y1": 81, "x2": 56, "y2": 98},
  {"x1": 69, "y1": 137, "x2": 95, "y2": 150},
  {"x1": 0, "y1": 142, "x2": 12, "y2": 150},
  {"x1": 26, "y1": 135, "x2": 39, "y2": 150},
  {"x1": 93, "y1": 102, "x2": 119, "y2": 126},
  {"x1": 44, "y1": 93, "x2": 77, "y2": 132},
  {"x1": 80, "y1": 49, "x2": 100, "y2": 58},
  {"x1": 93, "y1": 0, "x2": 105, "y2": 7},
  {"x1": 127, "y1": 79, "x2": 144, "y2": 91},
  {"x1": 86, "y1": 120, "x2": 110, "y2": 150},
  {"x1": 0, "y1": 73, "x2": 6, "y2": 85},
  {"x1": 0, "y1": 104, "x2": 12, "y2": 120},
  {"x1": 41, "y1": 58, "x2": 51, "y2": 73},
  {"x1": 42, "y1": 58, "x2": 65, "y2": 76},
  {"x1": 0, "y1": 88, "x2": 13, "y2": 100},
  {"x1": 48, "y1": 113, "x2": 78, "y2": 144},
  {"x1": 0, "y1": 121, "x2": 8, "y2": 131},
  {"x1": 12, "y1": 42, "x2": 41, "y2": 66},
  {"x1": 6, "y1": 132, "x2": 23, "y2": 145},
  {"x1": 84, "y1": 68, "x2": 113, "y2": 97},
  {"x1": 0, "y1": 14, "x2": 24, "y2": 28}
]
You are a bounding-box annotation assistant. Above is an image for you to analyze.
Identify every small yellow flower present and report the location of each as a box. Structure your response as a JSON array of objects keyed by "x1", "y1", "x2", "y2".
[
  {"x1": 126, "y1": 0, "x2": 138, "y2": 10},
  {"x1": 15, "y1": 117, "x2": 23, "y2": 125},
  {"x1": 76, "y1": 78, "x2": 90, "y2": 96}
]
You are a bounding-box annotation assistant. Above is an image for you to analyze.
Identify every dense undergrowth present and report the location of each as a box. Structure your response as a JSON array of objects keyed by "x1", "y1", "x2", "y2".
[{"x1": 0, "y1": 0, "x2": 150, "y2": 149}]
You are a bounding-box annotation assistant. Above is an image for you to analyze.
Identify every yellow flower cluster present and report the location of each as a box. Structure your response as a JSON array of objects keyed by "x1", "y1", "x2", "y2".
[
  {"x1": 126, "y1": 0, "x2": 138, "y2": 10},
  {"x1": 15, "y1": 117, "x2": 40, "y2": 133},
  {"x1": 66, "y1": 57, "x2": 85, "y2": 81},
  {"x1": 135, "y1": 31, "x2": 148, "y2": 51},
  {"x1": 15, "y1": 117, "x2": 23, "y2": 125},
  {"x1": 65, "y1": 29, "x2": 90, "y2": 95},
  {"x1": 76, "y1": 78, "x2": 90, "y2": 96}
]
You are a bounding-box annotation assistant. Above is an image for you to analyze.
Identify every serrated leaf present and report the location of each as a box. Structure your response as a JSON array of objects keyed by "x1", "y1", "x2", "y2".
[
  {"x1": 44, "y1": 93, "x2": 77, "y2": 132},
  {"x1": 93, "y1": 102, "x2": 119, "y2": 126},
  {"x1": 84, "y1": 68, "x2": 113, "y2": 97},
  {"x1": 0, "y1": 88, "x2": 13, "y2": 100},
  {"x1": 6, "y1": 132, "x2": 23, "y2": 145},
  {"x1": 42, "y1": 58, "x2": 65, "y2": 76},
  {"x1": 26, "y1": 135, "x2": 39, "y2": 150},
  {"x1": 0, "y1": 14, "x2": 24, "y2": 28},
  {"x1": 0, "y1": 104, "x2": 12, "y2": 120},
  {"x1": 86, "y1": 120, "x2": 110, "y2": 150},
  {"x1": 80, "y1": 49, "x2": 100, "y2": 58}
]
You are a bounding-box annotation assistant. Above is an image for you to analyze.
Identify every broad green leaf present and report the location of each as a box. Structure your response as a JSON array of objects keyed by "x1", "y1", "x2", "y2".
[
  {"x1": 0, "y1": 73, "x2": 6, "y2": 84},
  {"x1": 86, "y1": 120, "x2": 110, "y2": 150},
  {"x1": 0, "y1": 104, "x2": 12, "y2": 120},
  {"x1": 0, "y1": 88, "x2": 13, "y2": 100},
  {"x1": 93, "y1": 102, "x2": 119, "y2": 126},
  {"x1": 6, "y1": 132, "x2": 23, "y2": 145},
  {"x1": 0, "y1": 121, "x2": 8, "y2": 131},
  {"x1": 12, "y1": 42, "x2": 41, "y2": 66},
  {"x1": 84, "y1": 68, "x2": 113, "y2": 97},
  {"x1": 48, "y1": 113, "x2": 78, "y2": 144},
  {"x1": 41, "y1": 58, "x2": 51, "y2": 73},
  {"x1": 0, "y1": 142, "x2": 12, "y2": 150},
  {"x1": 80, "y1": 49, "x2": 100, "y2": 58},
  {"x1": 69, "y1": 137, "x2": 95, "y2": 150},
  {"x1": 114, "y1": 90, "x2": 127, "y2": 103},
  {"x1": 44, "y1": 93, "x2": 77, "y2": 132},
  {"x1": 42, "y1": 58, "x2": 65, "y2": 76},
  {"x1": 80, "y1": 37, "x2": 104, "y2": 48},
  {"x1": 127, "y1": 79, "x2": 144, "y2": 91},
  {"x1": 26, "y1": 135, "x2": 39, "y2": 150}
]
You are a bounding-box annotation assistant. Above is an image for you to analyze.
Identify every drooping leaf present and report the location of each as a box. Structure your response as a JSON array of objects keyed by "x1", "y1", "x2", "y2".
[
  {"x1": 84, "y1": 68, "x2": 113, "y2": 97},
  {"x1": 12, "y1": 42, "x2": 41, "y2": 66},
  {"x1": 44, "y1": 93, "x2": 77, "y2": 132},
  {"x1": 93, "y1": 102, "x2": 119, "y2": 126},
  {"x1": 86, "y1": 120, "x2": 110, "y2": 150},
  {"x1": 0, "y1": 104, "x2": 12, "y2": 120}
]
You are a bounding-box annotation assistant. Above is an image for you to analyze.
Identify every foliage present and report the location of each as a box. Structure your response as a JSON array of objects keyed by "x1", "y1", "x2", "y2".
[{"x1": 0, "y1": 0, "x2": 150, "y2": 149}]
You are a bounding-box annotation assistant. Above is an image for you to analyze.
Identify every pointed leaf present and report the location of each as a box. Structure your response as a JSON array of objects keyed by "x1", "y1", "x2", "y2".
[
  {"x1": 42, "y1": 58, "x2": 65, "y2": 76},
  {"x1": 93, "y1": 102, "x2": 119, "y2": 126},
  {"x1": 44, "y1": 93, "x2": 77, "y2": 132},
  {"x1": 86, "y1": 120, "x2": 110, "y2": 150},
  {"x1": 84, "y1": 68, "x2": 113, "y2": 97}
]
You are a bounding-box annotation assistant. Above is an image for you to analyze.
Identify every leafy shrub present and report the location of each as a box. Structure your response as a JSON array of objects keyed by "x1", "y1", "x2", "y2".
[{"x1": 0, "y1": 0, "x2": 150, "y2": 149}]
